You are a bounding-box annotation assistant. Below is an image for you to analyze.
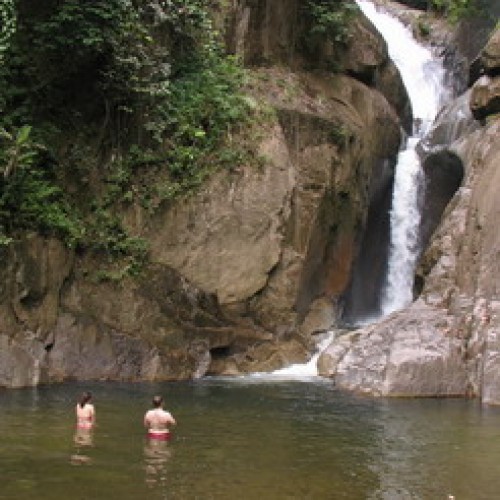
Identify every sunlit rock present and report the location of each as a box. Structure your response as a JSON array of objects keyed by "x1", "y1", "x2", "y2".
[
  {"x1": 319, "y1": 302, "x2": 468, "y2": 397},
  {"x1": 470, "y1": 75, "x2": 500, "y2": 121}
]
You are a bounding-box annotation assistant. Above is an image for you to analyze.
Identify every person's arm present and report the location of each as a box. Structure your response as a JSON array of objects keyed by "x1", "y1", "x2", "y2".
[
  {"x1": 166, "y1": 412, "x2": 176, "y2": 426},
  {"x1": 144, "y1": 412, "x2": 150, "y2": 429}
]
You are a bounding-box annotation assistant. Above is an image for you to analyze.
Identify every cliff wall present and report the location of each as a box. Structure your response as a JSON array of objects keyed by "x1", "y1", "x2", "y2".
[{"x1": 0, "y1": 1, "x2": 409, "y2": 386}]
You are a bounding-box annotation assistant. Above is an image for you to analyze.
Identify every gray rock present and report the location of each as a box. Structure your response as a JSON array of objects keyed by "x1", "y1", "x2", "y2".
[
  {"x1": 319, "y1": 302, "x2": 468, "y2": 397},
  {"x1": 481, "y1": 27, "x2": 500, "y2": 76}
]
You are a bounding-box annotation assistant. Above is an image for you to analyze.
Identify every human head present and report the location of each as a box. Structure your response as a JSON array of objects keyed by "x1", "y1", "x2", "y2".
[
  {"x1": 152, "y1": 395, "x2": 163, "y2": 408},
  {"x1": 79, "y1": 391, "x2": 92, "y2": 408}
]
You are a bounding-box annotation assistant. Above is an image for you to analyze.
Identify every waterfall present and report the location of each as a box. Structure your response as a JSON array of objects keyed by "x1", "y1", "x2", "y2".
[
  {"x1": 356, "y1": 0, "x2": 450, "y2": 316},
  {"x1": 262, "y1": 1, "x2": 451, "y2": 377},
  {"x1": 258, "y1": 332, "x2": 335, "y2": 379}
]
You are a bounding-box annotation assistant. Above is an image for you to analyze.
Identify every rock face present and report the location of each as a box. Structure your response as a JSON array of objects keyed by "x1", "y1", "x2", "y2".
[
  {"x1": 318, "y1": 303, "x2": 468, "y2": 397},
  {"x1": 480, "y1": 27, "x2": 500, "y2": 76},
  {"x1": 319, "y1": 25, "x2": 500, "y2": 404},
  {"x1": 0, "y1": 2, "x2": 409, "y2": 387},
  {"x1": 0, "y1": 236, "x2": 72, "y2": 388},
  {"x1": 470, "y1": 75, "x2": 500, "y2": 120}
]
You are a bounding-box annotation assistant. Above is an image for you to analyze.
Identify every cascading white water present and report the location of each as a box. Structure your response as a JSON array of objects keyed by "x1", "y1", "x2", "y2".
[
  {"x1": 262, "y1": 332, "x2": 335, "y2": 379},
  {"x1": 357, "y1": 0, "x2": 450, "y2": 316},
  {"x1": 262, "y1": 1, "x2": 451, "y2": 378}
]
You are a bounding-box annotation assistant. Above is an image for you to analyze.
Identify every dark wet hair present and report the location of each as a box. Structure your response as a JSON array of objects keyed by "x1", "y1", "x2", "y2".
[
  {"x1": 152, "y1": 395, "x2": 163, "y2": 408},
  {"x1": 79, "y1": 391, "x2": 92, "y2": 408}
]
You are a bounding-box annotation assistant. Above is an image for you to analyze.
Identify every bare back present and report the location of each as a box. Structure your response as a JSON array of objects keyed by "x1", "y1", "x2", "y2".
[
  {"x1": 76, "y1": 403, "x2": 95, "y2": 428},
  {"x1": 144, "y1": 408, "x2": 175, "y2": 432}
]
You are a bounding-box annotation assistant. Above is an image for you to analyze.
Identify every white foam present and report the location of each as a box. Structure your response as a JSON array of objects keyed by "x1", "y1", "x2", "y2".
[{"x1": 259, "y1": 332, "x2": 335, "y2": 379}]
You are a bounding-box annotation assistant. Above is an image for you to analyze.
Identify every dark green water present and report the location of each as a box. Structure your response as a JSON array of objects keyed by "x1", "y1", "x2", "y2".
[{"x1": 2, "y1": 378, "x2": 500, "y2": 500}]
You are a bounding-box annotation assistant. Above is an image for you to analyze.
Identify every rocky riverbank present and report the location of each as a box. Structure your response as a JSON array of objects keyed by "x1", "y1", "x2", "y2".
[{"x1": 319, "y1": 20, "x2": 500, "y2": 404}]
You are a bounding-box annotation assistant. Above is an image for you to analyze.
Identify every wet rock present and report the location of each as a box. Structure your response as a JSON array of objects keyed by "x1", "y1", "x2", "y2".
[
  {"x1": 420, "y1": 91, "x2": 478, "y2": 153},
  {"x1": 344, "y1": 13, "x2": 413, "y2": 131}
]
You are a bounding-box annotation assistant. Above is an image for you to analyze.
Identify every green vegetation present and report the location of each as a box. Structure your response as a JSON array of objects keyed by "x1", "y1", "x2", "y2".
[
  {"x1": 0, "y1": 125, "x2": 83, "y2": 246},
  {"x1": 301, "y1": 0, "x2": 358, "y2": 62},
  {"x1": 428, "y1": 0, "x2": 478, "y2": 23},
  {"x1": 0, "y1": 0, "x2": 252, "y2": 275},
  {"x1": 329, "y1": 124, "x2": 351, "y2": 150},
  {"x1": 306, "y1": 0, "x2": 358, "y2": 42},
  {"x1": 0, "y1": 0, "x2": 15, "y2": 63},
  {"x1": 416, "y1": 17, "x2": 432, "y2": 37},
  {"x1": 159, "y1": 53, "x2": 250, "y2": 191}
]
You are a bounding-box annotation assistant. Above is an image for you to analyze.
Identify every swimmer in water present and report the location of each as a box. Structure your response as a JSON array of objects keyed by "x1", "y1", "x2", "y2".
[
  {"x1": 72, "y1": 391, "x2": 95, "y2": 465},
  {"x1": 76, "y1": 391, "x2": 95, "y2": 430},
  {"x1": 144, "y1": 395, "x2": 176, "y2": 440}
]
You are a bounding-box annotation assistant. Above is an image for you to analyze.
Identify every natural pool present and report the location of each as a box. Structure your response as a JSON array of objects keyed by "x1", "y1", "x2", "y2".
[{"x1": 2, "y1": 378, "x2": 500, "y2": 499}]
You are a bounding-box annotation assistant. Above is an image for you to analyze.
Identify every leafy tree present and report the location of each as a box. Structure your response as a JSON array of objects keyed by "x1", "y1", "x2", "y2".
[
  {"x1": 0, "y1": 0, "x2": 252, "y2": 272},
  {"x1": 300, "y1": 0, "x2": 359, "y2": 66},
  {"x1": 0, "y1": 125, "x2": 83, "y2": 246},
  {"x1": 306, "y1": 0, "x2": 358, "y2": 43},
  {"x1": 0, "y1": 0, "x2": 16, "y2": 62}
]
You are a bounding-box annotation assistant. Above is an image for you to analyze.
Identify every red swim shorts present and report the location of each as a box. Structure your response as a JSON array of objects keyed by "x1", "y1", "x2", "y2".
[{"x1": 147, "y1": 431, "x2": 171, "y2": 441}]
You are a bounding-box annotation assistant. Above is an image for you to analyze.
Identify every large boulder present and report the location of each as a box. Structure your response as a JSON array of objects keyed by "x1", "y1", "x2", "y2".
[
  {"x1": 318, "y1": 302, "x2": 468, "y2": 397},
  {"x1": 229, "y1": 0, "x2": 412, "y2": 130},
  {"x1": 134, "y1": 67, "x2": 402, "y2": 368}
]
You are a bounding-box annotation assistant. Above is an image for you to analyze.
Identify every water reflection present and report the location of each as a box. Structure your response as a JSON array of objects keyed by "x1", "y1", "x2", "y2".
[
  {"x1": 70, "y1": 427, "x2": 94, "y2": 466},
  {"x1": 365, "y1": 400, "x2": 500, "y2": 499},
  {"x1": 3, "y1": 382, "x2": 500, "y2": 499},
  {"x1": 144, "y1": 437, "x2": 171, "y2": 488},
  {"x1": 368, "y1": 403, "x2": 425, "y2": 499}
]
